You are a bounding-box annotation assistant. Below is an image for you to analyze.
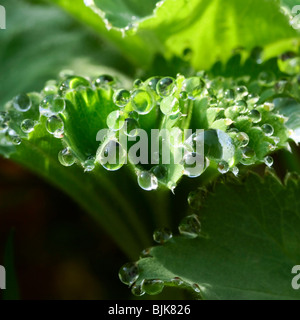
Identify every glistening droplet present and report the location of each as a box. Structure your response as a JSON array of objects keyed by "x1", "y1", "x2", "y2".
[
  {"x1": 218, "y1": 160, "x2": 229, "y2": 174},
  {"x1": 137, "y1": 171, "x2": 158, "y2": 191},
  {"x1": 131, "y1": 89, "x2": 154, "y2": 114},
  {"x1": 46, "y1": 115, "x2": 64, "y2": 138},
  {"x1": 178, "y1": 214, "x2": 201, "y2": 238},
  {"x1": 249, "y1": 109, "x2": 261, "y2": 123},
  {"x1": 118, "y1": 262, "x2": 139, "y2": 286},
  {"x1": 156, "y1": 77, "x2": 176, "y2": 97},
  {"x1": 13, "y1": 94, "x2": 31, "y2": 112},
  {"x1": 131, "y1": 283, "x2": 145, "y2": 296},
  {"x1": 20, "y1": 119, "x2": 35, "y2": 133},
  {"x1": 58, "y1": 148, "x2": 76, "y2": 167},
  {"x1": 83, "y1": 156, "x2": 95, "y2": 172},
  {"x1": 142, "y1": 279, "x2": 164, "y2": 295},
  {"x1": 264, "y1": 155, "x2": 273, "y2": 167},
  {"x1": 97, "y1": 139, "x2": 127, "y2": 171},
  {"x1": 262, "y1": 124, "x2": 274, "y2": 136},
  {"x1": 113, "y1": 89, "x2": 130, "y2": 107},
  {"x1": 153, "y1": 227, "x2": 172, "y2": 244}
]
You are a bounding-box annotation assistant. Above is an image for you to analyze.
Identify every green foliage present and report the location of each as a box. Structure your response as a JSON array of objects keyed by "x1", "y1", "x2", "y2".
[
  {"x1": 134, "y1": 172, "x2": 300, "y2": 300},
  {"x1": 1, "y1": 0, "x2": 300, "y2": 299}
]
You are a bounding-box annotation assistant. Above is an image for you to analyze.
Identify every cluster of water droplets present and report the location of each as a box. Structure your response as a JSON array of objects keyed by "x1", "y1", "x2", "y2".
[
  {"x1": 1, "y1": 62, "x2": 296, "y2": 190},
  {"x1": 118, "y1": 212, "x2": 203, "y2": 296}
]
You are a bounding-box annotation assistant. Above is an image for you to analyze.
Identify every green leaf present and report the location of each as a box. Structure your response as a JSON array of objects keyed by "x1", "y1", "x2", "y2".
[
  {"x1": 92, "y1": 0, "x2": 160, "y2": 29},
  {"x1": 134, "y1": 172, "x2": 300, "y2": 299},
  {"x1": 64, "y1": 0, "x2": 300, "y2": 71}
]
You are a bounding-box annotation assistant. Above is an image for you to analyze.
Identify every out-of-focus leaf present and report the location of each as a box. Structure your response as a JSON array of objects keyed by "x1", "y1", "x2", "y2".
[
  {"x1": 54, "y1": 0, "x2": 300, "y2": 71},
  {"x1": 0, "y1": 0, "x2": 133, "y2": 106}
]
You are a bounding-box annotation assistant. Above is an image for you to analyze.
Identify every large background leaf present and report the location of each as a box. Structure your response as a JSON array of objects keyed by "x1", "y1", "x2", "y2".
[
  {"x1": 52, "y1": 0, "x2": 300, "y2": 72},
  {"x1": 136, "y1": 172, "x2": 300, "y2": 300}
]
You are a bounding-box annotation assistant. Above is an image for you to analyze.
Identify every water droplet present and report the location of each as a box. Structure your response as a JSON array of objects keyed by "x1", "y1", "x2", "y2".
[
  {"x1": 50, "y1": 97, "x2": 66, "y2": 114},
  {"x1": 235, "y1": 86, "x2": 248, "y2": 99},
  {"x1": 187, "y1": 188, "x2": 207, "y2": 210},
  {"x1": 0, "y1": 112, "x2": 9, "y2": 133},
  {"x1": 97, "y1": 139, "x2": 127, "y2": 171},
  {"x1": 94, "y1": 74, "x2": 115, "y2": 87},
  {"x1": 231, "y1": 166, "x2": 239, "y2": 176},
  {"x1": 128, "y1": 111, "x2": 139, "y2": 121},
  {"x1": 40, "y1": 95, "x2": 54, "y2": 117},
  {"x1": 6, "y1": 129, "x2": 21, "y2": 145},
  {"x1": 171, "y1": 277, "x2": 184, "y2": 286},
  {"x1": 264, "y1": 155, "x2": 273, "y2": 167},
  {"x1": 192, "y1": 283, "x2": 201, "y2": 293},
  {"x1": 182, "y1": 77, "x2": 205, "y2": 99},
  {"x1": 20, "y1": 119, "x2": 35, "y2": 133},
  {"x1": 83, "y1": 156, "x2": 95, "y2": 172},
  {"x1": 13, "y1": 94, "x2": 31, "y2": 112},
  {"x1": 218, "y1": 160, "x2": 229, "y2": 174},
  {"x1": 249, "y1": 109, "x2": 261, "y2": 123},
  {"x1": 43, "y1": 82, "x2": 58, "y2": 96},
  {"x1": 113, "y1": 89, "x2": 130, "y2": 107},
  {"x1": 46, "y1": 115, "x2": 64, "y2": 138},
  {"x1": 0, "y1": 121, "x2": 8, "y2": 133},
  {"x1": 182, "y1": 152, "x2": 206, "y2": 178},
  {"x1": 153, "y1": 227, "x2": 172, "y2": 244},
  {"x1": 262, "y1": 102, "x2": 274, "y2": 112},
  {"x1": 247, "y1": 93, "x2": 259, "y2": 104},
  {"x1": 224, "y1": 89, "x2": 235, "y2": 102},
  {"x1": 107, "y1": 110, "x2": 125, "y2": 131},
  {"x1": 137, "y1": 171, "x2": 158, "y2": 191},
  {"x1": 124, "y1": 118, "x2": 139, "y2": 137},
  {"x1": 156, "y1": 77, "x2": 176, "y2": 97},
  {"x1": 179, "y1": 214, "x2": 201, "y2": 238},
  {"x1": 258, "y1": 71, "x2": 276, "y2": 87},
  {"x1": 180, "y1": 91, "x2": 188, "y2": 100},
  {"x1": 0, "y1": 111, "x2": 10, "y2": 123},
  {"x1": 160, "y1": 96, "x2": 180, "y2": 115},
  {"x1": 131, "y1": 89, "x2": 154, "y2": 114},
  {"x1": 118, "y1": 262, "x2": 139, "y2": 286},
  {"x1": 151, "y1": 165, "x2": 167, "y2": 180},
  {"x1": 241, "y1": 146, "x2": 255, "y2": 158},
  {"x1": 142, "y1": 279, "x2": 164, "y2": 295},
  {"x1": 58, "y1": 148, "x2": 76, "y2": 167},
  {"x1": 262, "y1": 124, "x2": 274, "y2": 136},
  {"x1": 235, "y1": 132, "x2": 249, "y2": 147},
  {"x1": 59, "y1": 76, "x2": 90, "y2": 95},
  {"x1": 133, "y1": 79, "x2": 143, "y2": 88},
  {"x1": 131, "y1": 282, "x2": 145, "y2": 296},
  {"x1": 139, "y1": 248, "x2": 152, "y2": 259},
  {"x1": 147, "y1": 77, "x2": 161, "y2": 94},
  {"x1": 40, "y1": 95, "x2": 65, "y2": 116}
]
